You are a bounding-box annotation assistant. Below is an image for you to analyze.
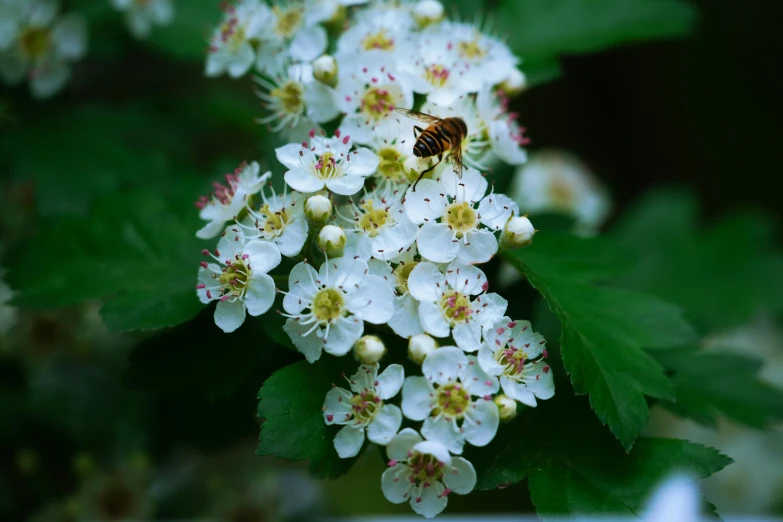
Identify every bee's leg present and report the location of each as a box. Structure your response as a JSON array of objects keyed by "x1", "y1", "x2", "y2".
[
  {"x1": 412, "y1": 153, "x2": 443, "y2": 191},
  {"x1": 413, "y1": 126, "x2": 425, "y2": 138}
]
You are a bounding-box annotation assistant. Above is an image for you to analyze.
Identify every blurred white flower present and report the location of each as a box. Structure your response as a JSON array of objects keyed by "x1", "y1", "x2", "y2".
[
  {"x1": 336, "y1": 2, "x2": 415, "y2": 64},
  {"x1": 110, "y1": 0, "x2": 173, "y2": 39},
  {"x1": 205, "y1": 0, "x2": 270, "y2": 78},
  {"x1": 254, "y1": 0, "x2": 328, "y2": 74},
  {"x1": 643, "y1": 475, "x2": 700, "y2": 522},
  {"x1": 239, "y1": 187, "x2": 308, "y2": 257}
]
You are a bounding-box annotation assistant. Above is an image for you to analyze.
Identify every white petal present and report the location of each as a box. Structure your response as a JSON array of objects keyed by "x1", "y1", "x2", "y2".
[
  {"x1": 323, "y1": 316, "x2": 364, "y2": 356},
  {"x1": 367, "y1": 404, "x2": 402, "y2": 445},
  {"x1": 401, "y1": 376, "x2": 433, "y2": 421},
  {"x1": 343, "y1": 231, "x2": 373, "y2": 262},
  {"x1": 412, "y1": 441, "x2": 452, "y2": 466},
  {"x1": 228, "y1": 42, "x2": 255, "y2": 78},
  {"x1": 491, "y1": 120, "x2": 528, "y2": 166},
  {"x1": 334, "y1": 424, "x2": 365, "y2": 458},
  {"x1": 457, "y1": 229, "x2": 498, "y2": 265},
  {"x1": 217, "y1": 226, "x2": 245, "y2": 261},
  {"x1": 373, "y1": 218, "x2": 418, "y2": 261},
  {"x1": 284, "y1": 262, "x2": 318, "y2": 314},
  {"x1": 444, "y1": 457, "x2": 477, "y2": 495},
  {"x1": 439, "y1": 166, "x2": 487, "y2": 204},
  {"x1": 276, "y1": 215, "x2": 308, "y2": 257},
  {"x1": 325, "y1": 175, "x2": 365, "y2": 196},
  {"x1": 30, "y1": 61, "x2": 69, "y2": 99},
  {"x1": 387, "y1": 428, "x2": 423, "y2": 462},
  {"x1": 285, "y1": 168, "x2": 325, "y2": 193},
  {"x1": 284, "y1": 318, "x2": 323, "y2": 362},
  {"x1": 376, "y1": 364, "x2": 405, "y2": 400},
  {"x1": 452, "y1": 321, "x2": 482, "y2": 353},
  {"x1": 345, "y1": 147, "x2": 380, "y2": 176},
  {"x1": 477, "y1": 344, "x2": 504, "y2": 376},
  {"x1": 477, "y1": 193, "x2": 519, "y2": 231},
  {"x1": 275, "y1": 143, "x2": 306, "y2": 170},
  {"x1": 411, "y1": 481, "x2": 448, "y2": 518},
  {"x1": 197, "y1": 264, "x2": 220, "y2": 303},
  {"x1": 473, "y1": 292, "x2": 508, "y2": 328},
  {"x1": 500, "y1": 376, "x2": 537, "y2": 407},
  {"x1": 404, "y1": 179, "x2": 447, "y2": 224},
  {"x1": 422, "y1": 347, "x2": 467, "y2": 386},
  {"x1": 422, "y1": 416, "x2": 464, "y2": 455},
  {"x1": 323, "y1": 387, "x2": 353, "y2": 425},
  {"x1": 244, "y1": 240, "x2": 282, "y2": 274},
  {"x1": 290, "y1": 25, "x2": 327, "y2": 62},
  {"x1": 244, "y1": 273, "x2": 276, "y2": 316},
  {"x1": 444, "y1": 262, "x2": 486, "y2": 296},
  {"x1": 407, "y1": 262, "x2": 446, "y2": 303},
  {"x1": 417, "y1": 224, "x2": 459, "y2": 264},
  {"x1": 524, "y1": 360, "x2": 555, "y2": 401},
  {"x1": 338, "y1": 113, "x2": 373, "y2": 145},
  {"x1": 322, "y1": 257, "x2": 368, "y2": 289},
  {"x1": 387, "y1": 294, "x2": 424, "y2": 339},
  {"x1": 382, "y1": 465, "x2": 413, "y2": 504},
  {"x1": 195, "y1": 219, "x2": 226, "y2": 240},
  {"x1": 462, "y1": 356, "x2": 500, "y2": 396},
  {"x1": 52, "y1": 14, "x2": 87, "y2": 60},
  {"x1": 462, "y1": 399, "x2": 499, "y2": 447},
  {"x1": 418, "y1": 301, "x2": 450, "y2": 338},
  {"x1": 305, "y1": 81, "x2": 339, "y2": 123},
  {"x1": 214, "y1": 299, "x2": 246, "y2": 333}
]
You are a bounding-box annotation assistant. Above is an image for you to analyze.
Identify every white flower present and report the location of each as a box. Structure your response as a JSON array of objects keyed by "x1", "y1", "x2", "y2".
[
  {"x1": 282, "y1": 257, "x2": 394, "y2": 362},
  {"x1": 644, "y1": 475, "x2": 700, "y2": 522},
  {"x1": 197, "y1": 227, "x2": 281, "y2": 333},
  {"x1": 407, "y1": 261, "x2": 507, "y2": 352},
  {"x1": 323, "y1": 362, "x2": 404, "y2": 458},
  {"x1": 381, "y1": 429, "x2": 476, "y2": 518},
  {"x1": 509, "y1": 150, "x2": 611, "y2": 234},
  {"x1": 364, "y1": 117, "x2": 418, "y2": 190},
  {"x1": 335, "y1": 51, "x2": 414, "y2": 144},
  {"x1": 195, "y1": 161, "x2": 270, "y2": 240},
  {"x1": 365, "y1": 249, "x2": 424, "y2": 339},
  {"x1": 336, "y1": 3, "x2": 415, "y2": 64},
  {"x1": 336, "y1": 190, "x2": 418, "y2": 262},
  {"x1": 255, "y1": 62, "x2": 338, "y2": 132},
  {"x1": 0, "y1": 0, "x2": 87, "y2": 99},
  {"x1": 401, "y1": 347, "x2": 499, "y2": 454},
  {"x1": 110, "y1": 0, "x2": 173, "y2": 39},
  {"x1": 275, "y1": 132, "x2": 379, "y2": 196},
  {"x1": 403, "y1": 167, "x2": 517, "y2": 264},
  {"x1": 205, "y1": 0, "x2": 270, "y2": 78},
  {"x1": 254, "y1": 0, "x2": 328, "y2": 74},
  {"x1": 478, "y1": 318, "x2": 554, "y2": 406},
  {"x1": 238, "y1": 186, "x2": 308, "y2": 257},
  {"x1": 0, "y1": 0, "x2": 24, "y2": 51}
]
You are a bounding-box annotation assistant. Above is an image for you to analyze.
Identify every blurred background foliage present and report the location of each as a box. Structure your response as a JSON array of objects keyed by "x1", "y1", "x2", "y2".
[{"x1": 1, "y1": 0, "x2": 783, "y2": 520}]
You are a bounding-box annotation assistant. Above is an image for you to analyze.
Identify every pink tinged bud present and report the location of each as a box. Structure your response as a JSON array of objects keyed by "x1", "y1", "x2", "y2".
[
  {"x1": 387, "y1": 459, "x2": 398, "y2": 467},
  {"x1": 196, "y1": 283, "x2": 206, "y2": 289},
  {"x1": 326, "y1": 414, "x2": 334, "y2": 422}
]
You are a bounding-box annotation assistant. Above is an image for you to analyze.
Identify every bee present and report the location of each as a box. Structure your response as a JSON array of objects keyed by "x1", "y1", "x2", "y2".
[{"x1": 394, "y1": 107, "x2": 467, "y2": 190}]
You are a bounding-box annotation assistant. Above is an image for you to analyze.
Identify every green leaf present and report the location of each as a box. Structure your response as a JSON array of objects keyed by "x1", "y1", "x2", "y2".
[
  {"x1": 147, "y1": 0, "x2": 219, "y2": 61},
  {"x1": 652, "y1": 347, "x2": 783, "y2": 428},
  {"x1": 8, "y1": 188, "x2": 205, "y2": 332},
  {"x1": 504, "y1": 233, "x2": 697, "y2": 450},
  {"x1": 613, "y1": 189, "x2": 783, "y2": 330},
  {"x1": 256, "y1": 359, "x2": 361, "y2": 479}
]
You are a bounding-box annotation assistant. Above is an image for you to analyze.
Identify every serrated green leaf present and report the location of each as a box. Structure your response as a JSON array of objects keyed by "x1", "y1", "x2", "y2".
[
  {"x1": 652, "y1": 347, "x2": 783, "y2": 428},
  {"x1": 256, "y1": 359, "x2": 362, "y2": 479},
  {"x1": 504, "y1": 233, "x2": 696, "y2": 450},
  {"x1": 9, "y1": 188, "x2": 205, "y2": 332}
]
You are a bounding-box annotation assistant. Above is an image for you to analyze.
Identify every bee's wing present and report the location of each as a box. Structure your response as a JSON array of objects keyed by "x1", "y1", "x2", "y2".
[
  {"x1": 450, "y1": 143, "x2": 464, "y2": 178},
  {"x1": 394, "y1": 107, "x2": 442, "y2": 124}
]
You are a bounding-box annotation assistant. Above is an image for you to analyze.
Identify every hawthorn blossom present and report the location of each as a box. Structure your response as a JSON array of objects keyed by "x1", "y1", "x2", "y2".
[
  {"x1": 238, "y1": 187, "x2": 308, "y2": 257},
  {"x1": 367, "y1": 247, "x2": 424, "y2": 339},
  {"x1": 110, "y1": 0, "x2": 173, "y2": 39},
  {"x1": 205, "y1": 0, "x2": 269, "y2": 78},
  {"x1": 276, "y1": 132, "x2": 379, "y2": 196},
  {"x1": 364, "y1": 117, "x2": 418, "y2": 190},
  {"x1": 407, "y1": 261, "x2": 507, "y2": 352},
  {"x1": 0, "y1": 0, "x2": 87, "y2": 99},
  {"x1": 401, "y1": 347, "x2": 499, "y2": 454},
  {"x1": 478, "y1": 318, "x2": 554, "y2": 407},
  {"x1": 282, "y1": 257, "x2": 394, "y2": 362},
  {"x1": 381, "y1": 428, "x2": 476, "y2": 518},
  {"x1": 336, "y1": 190, "x2": 418, "y2": 261},
  {"x1": 323, "y1": 362, "x2": 404, "y2": 458},
  {"x1": 254, "y1": 0, "x2": 328, "y2": 73},
  {"x1": 404, "y1": 167, "x2": 517, "y2": 264},
  {"x1": 197, "y1": 227, "x2": 281, "y2": 333},
  {"x1": 195, "y1": 162, "x2": 270, "y2": 240},
  {"x1": 336, "y1": 2, "x2": 415, "y2": 64}
]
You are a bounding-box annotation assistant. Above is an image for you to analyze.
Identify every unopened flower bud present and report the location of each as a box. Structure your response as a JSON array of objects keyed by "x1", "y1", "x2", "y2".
[
  {"x1": 313, "y1": 55, "x2": 338, "y2": 87},
  {"x1": 318, "y1": 225, "x2": 346, "y2": 258},
  {"x1": 354, "y1": 335, "x2": 386, "y2": 364},
  {"x1": 305, "y1": 195, "x2": 332, "y2": 224},
  {"x1": 499, "y1": 68, "x2": 527, "y2": 98},
  {"x1": 408, "y1": 333, "x2": 437, "y2": 364},
  {"x1": 502, "y1": 215, "x2": 536, "y2": 248},
  {"x1": 495, "y1": 394, "x2": 517, "y2": 422},
  {"x1": 413, "y1": 0, "x2": 445, "y2": 28}
]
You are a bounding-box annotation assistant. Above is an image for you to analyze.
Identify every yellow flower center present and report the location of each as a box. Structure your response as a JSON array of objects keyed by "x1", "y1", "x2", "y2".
[
  {"x1": 444, "y1": 201, "x2": 477, "y2": 238},
  {"x1": 376, "y1": 147, "x2": 408, "y2": 183},
  {"x1": 362, "y1": 30, "x2": 395, "y2": 51},
  {"x1": 496, "y1": 344, "x2": 530, "y2": 378},
  {"x1": 312, "y1": 288, "x2": 344, "y2": 322},
  {"x1": 361, "y1": 87, "x2": 394, "y2": 120},
  {"x1": 350, "y1": 391, "x2": 382, "y2": 423},
  {"x1": 424, "y1": 64, "x2": 450, "y2": 88},
  {"x1": 217, "y1": 259, "x2": 251, "y2": 298},
  {"x1": 220, "y1": 21, "x2": 247, "y2": 52},
  {"x1": 273, "y1": 6, "x2": 303, "y2": 38},
  {"x1": 458, "y1": 35, "x2": 487, "y2": 60},
  {"x1": 270, "y1": 80, "x2": 305, "y2": 115},
  {"x1": 439, "y1": 290, "x2": 472, "y2": 325},
  {"x1": 315, "y1": 151, "x2": 339, "y2": 179},
  {"x1": 407, "y1": 452, "x2": 445, "y2": 483},
  {"x1": 19, "y1": 27, "x2": 51, "y2": 59},
  {"x1": 433, "y1": 383, "x2": 470, "y2": 418},
  {"x1": 257, "y1": 204, "x2": 289, "y2": 237},
  {"x1": 393, "y1": 261, "x2": 418, "y2": 295},
  {"x1": 357, "y1": 200, "x2": 390, "y2": 238}
]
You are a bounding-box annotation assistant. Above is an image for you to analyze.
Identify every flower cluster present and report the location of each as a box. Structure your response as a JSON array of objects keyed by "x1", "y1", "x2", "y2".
[{"x1": 197, "y1": 0, "x2": 553, "y2": 517}]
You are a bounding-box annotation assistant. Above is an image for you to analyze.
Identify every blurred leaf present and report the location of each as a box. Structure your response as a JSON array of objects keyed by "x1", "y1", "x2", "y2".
[
  {"x1": 147, "y1": 0, "x2": 220, "y2": 62},
  {"x1": 9, "y1": 188, "x2": 205, "y2": 331},
  {"x1": 652, "y1": 347, "x2": 783, "y2": 428},
  {"x1": 504, "y1": 233, "x2": 697, "y2": 450},
  {"x1": 613, "y1": 189, "x2": 783, "y2": 330},
  {"x1": 256, "y1": 358, "x2": 361, "y2": 479}
]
